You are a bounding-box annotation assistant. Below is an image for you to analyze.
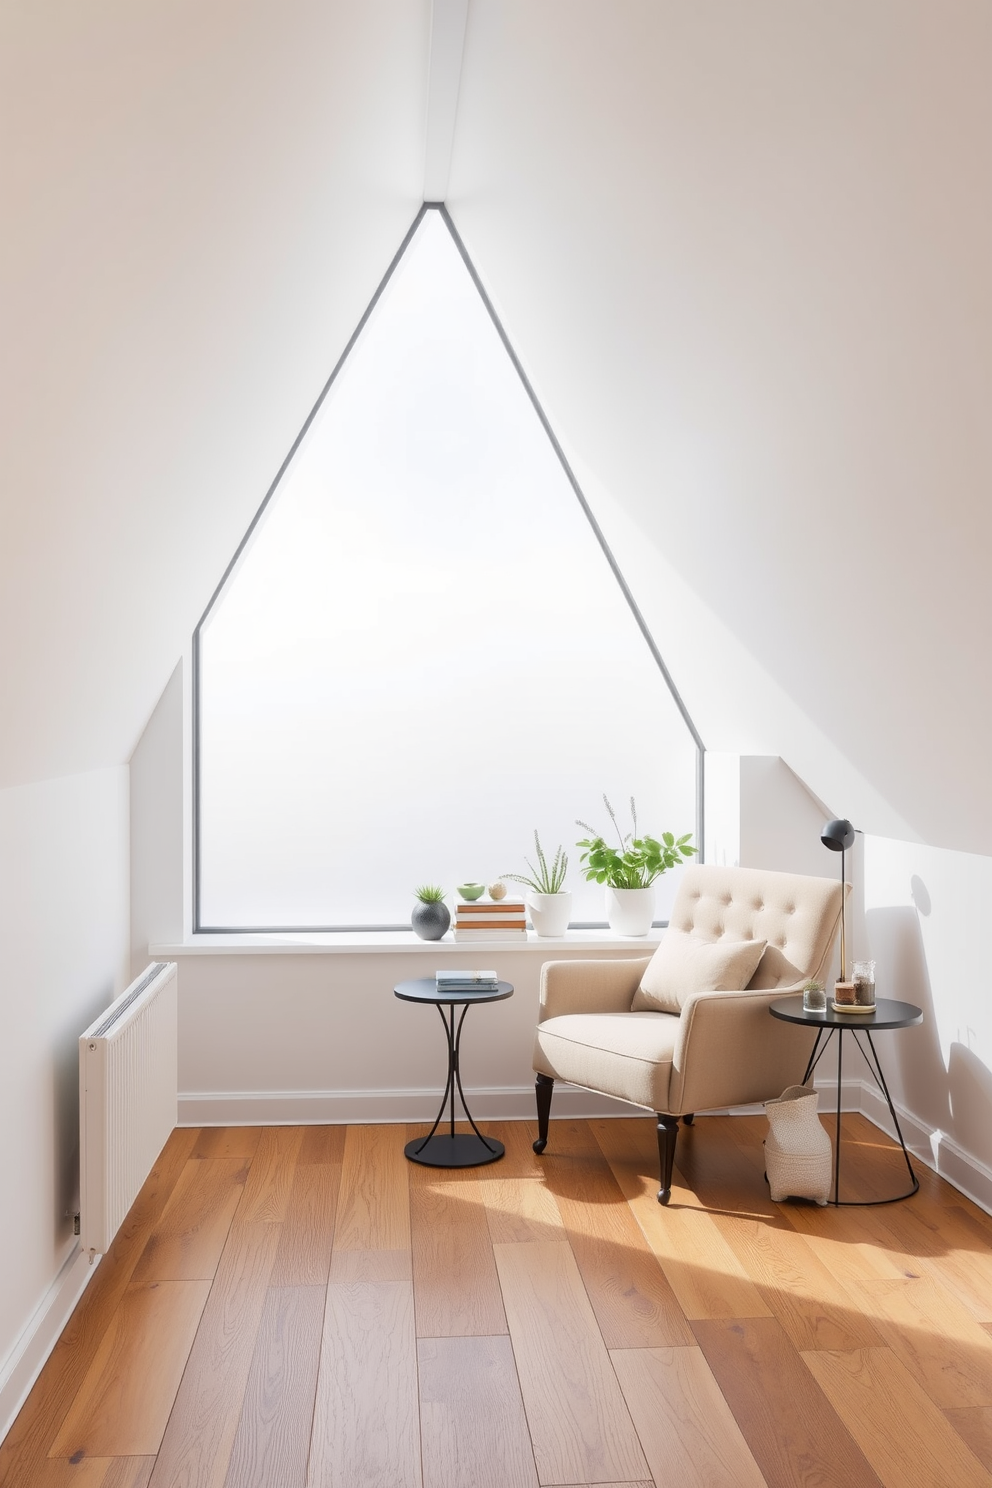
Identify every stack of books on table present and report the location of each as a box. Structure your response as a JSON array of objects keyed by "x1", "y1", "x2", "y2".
[
  {"x1": 435, "y1": 968, "x2": 500, "y2": 994},
  {"x1": 453, "y1": 899, "x2": 528, "y2": 941}
]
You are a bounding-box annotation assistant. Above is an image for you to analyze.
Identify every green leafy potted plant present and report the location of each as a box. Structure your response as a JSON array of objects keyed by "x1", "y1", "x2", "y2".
[
  {"x1": 411, "y1": 885, "x2": 450, "y2": 941},
  {"x1": 502, "y1": 833, "x2": 570, "y2": 938},
  {"x1": 576, "y1": 795, "x2": 696, "y2": 936}
]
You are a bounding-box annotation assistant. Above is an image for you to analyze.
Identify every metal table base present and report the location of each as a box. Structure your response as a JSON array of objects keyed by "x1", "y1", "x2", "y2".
[
  {"x1": 395, "y1": 979, "x2": 513, "y2": 1169},
  {"x1": 801, "y1": 1023, "x2": 918, "y2": 1206}
]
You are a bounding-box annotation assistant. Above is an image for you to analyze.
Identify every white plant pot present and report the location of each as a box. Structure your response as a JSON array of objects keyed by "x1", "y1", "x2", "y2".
[
  {"x1": 528, "y1": 891, "x2": 572, "y2": 938},
  {"x1": 606, "y1": 885, "x2": 656, "y2": 937}
]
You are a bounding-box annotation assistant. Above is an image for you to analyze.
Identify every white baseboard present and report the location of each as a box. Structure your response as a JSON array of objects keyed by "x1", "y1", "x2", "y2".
[
  {"x1": 175, "y1": 1074, "x2": 894, "y2": 1131},
  {"x1": 856, "y1": 1078, "x2": 992, "y2": 1216},
  {"x1": 725, "y1": 1074, "x2": 866, "y2": 1120},
  {"x1": 178, "y1": 1083, "x2": 632, "y2": 1126},
  {"x1": 0, "y1": 1245, "x2": 95, "y2": 1447},
  {"x1": 172, "y1": 1081, "x2": 992, "y2": 1218},
  {"x1": 812, "y1": 1073, "x2": 872, "y2": 1114},
  {"x1": 730, "y1": 1077, "x2": 992, "y2": 1218}
]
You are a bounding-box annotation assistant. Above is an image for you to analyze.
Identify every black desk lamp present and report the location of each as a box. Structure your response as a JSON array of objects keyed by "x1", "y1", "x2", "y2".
[{"x1": 821, "y1": 818, "x2": 855, "y2": 982}]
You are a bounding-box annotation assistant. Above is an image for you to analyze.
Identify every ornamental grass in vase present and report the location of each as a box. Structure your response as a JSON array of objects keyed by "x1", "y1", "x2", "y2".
[{"x1": 502, "y1": 832, "x2": 571, "y2": 938}]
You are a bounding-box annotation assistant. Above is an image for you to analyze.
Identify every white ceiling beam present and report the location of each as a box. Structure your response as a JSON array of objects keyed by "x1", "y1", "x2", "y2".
[{"x1": 423, "y1": 0, "x2": 469, "y2": 202}]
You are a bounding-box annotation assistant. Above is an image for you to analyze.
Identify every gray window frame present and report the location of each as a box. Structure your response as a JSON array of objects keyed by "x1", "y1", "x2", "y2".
[{"x1": 191, "y1": 203, "x2": 705, "y2": 933}]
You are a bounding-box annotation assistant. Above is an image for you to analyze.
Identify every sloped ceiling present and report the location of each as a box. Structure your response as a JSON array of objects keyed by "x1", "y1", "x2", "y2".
[
  {"x1": 448, "y1": 0, "x2": 992, "y2": 854},
  {"x1": 0, "y1": 0, "x2": 428, "y2": 785},
  {"x1": 2, "y1": 1, "x2": 990, "y2": 856}
]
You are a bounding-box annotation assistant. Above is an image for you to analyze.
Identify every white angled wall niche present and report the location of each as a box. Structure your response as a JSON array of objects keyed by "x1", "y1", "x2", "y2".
[{"x1": 195, "y1": 207, "x2": 700, "y2": 930}]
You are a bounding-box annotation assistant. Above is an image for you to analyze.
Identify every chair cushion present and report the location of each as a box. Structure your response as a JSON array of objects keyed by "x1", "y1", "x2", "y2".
[
  {"x1": 533, "y1": 1011, "x2": 680, "y2": 1110},
  {"x1": 631, "y1": 931, "x2": 768, "y2": 1014}
]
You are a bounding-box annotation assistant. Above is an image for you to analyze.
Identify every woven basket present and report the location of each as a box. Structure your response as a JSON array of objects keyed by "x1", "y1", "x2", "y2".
[{"x1": 764, "y1": 1084, "x2": 832, "y2": 1205}]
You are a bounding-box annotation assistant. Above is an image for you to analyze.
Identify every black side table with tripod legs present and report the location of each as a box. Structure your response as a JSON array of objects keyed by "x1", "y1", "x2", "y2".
[{"x1": 768, "y1": 996, "x2": 922, "y2": 1206}]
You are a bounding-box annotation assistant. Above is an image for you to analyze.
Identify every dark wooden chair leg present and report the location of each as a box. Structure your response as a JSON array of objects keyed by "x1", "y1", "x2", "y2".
[
  {"x1": 533, "y1": 1073, "x2": 554, "y2": 1154},
  {"x1": 656, "y1": 1114, "x2": 680, "y2": 1204},
  {"x1": 683, "y1": 1113, "x2": 695, "y2": 1126}
]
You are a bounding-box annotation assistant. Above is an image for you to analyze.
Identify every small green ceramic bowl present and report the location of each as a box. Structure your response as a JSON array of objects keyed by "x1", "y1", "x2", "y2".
[{"x1": 457, "y1": 882, "x2": 486, "y2": 901}]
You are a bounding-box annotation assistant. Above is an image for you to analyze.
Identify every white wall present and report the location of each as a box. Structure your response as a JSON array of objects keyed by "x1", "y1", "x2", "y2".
[
  {"x1": 705, "y1": 754, "x2": 839, "y2": 880},
  {"x1": 0, "y1": 768, "x2": 129, "y2": 1430},
  {"x1": 172, "y1": 942, "x2": 649, "y2": 1128},
  {"x1": 129, "y1": 661, "x2": 184, "y2": 976},
  {"x1": 863, "y1": 834, "x2": 992, "y2": 1209},
  {"x1": 129, "y1": 660, "x2": 184, "y2": 976}
]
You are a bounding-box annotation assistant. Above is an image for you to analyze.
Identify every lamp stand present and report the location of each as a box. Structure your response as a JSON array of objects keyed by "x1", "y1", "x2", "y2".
[
  {"x1": 840, "y1": 845, "x2": 846, "y2": 982},
  {"x1": 821, "y1": 818, "x2": 856, "y2": 1009}
]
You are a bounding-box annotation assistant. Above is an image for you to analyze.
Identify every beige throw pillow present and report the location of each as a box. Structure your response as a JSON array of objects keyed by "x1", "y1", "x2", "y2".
[{"x1": 631, "y1": 932, "x2": 768, "y2": 1014}]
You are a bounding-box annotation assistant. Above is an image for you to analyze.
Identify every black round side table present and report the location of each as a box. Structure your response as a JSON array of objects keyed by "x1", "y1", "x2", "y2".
[
  {"x1": 769, "y1": 995, "x2": 923, "y2": 1205},
  {"x1": 394, "y1": 977, "x2": 513, "y2": 1168}
]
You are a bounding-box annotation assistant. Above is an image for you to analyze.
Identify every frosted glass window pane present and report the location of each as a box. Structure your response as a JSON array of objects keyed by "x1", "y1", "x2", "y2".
[{"x1": 198, "y1": 210, "x2": 698, "y2": 928}]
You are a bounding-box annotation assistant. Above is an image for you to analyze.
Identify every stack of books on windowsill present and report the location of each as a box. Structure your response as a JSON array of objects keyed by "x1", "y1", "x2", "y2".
[
  {"x1": 453, "y1": 899, "x2": 528, "y2": 941},
  {"x1": 435, "y1": 968, "x2": 499, "y2": 993}
]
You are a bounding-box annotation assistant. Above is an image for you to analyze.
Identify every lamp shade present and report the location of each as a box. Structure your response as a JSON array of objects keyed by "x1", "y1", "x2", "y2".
[
  {"x1": 821, "y1": 817, "x2": 855, "y2": 982},
  {"x1": 821, "y1": 818, "x2": 855, "y2": 852}
]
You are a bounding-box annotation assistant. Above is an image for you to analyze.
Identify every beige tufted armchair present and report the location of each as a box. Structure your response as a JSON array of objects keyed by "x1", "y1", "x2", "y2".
[{"x1": 532, "y1": 864, "x2": 846, "y2": 1203}]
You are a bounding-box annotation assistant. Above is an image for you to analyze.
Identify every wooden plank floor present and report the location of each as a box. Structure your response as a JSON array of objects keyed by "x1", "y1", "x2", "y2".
[{"x1": 4, "y1": 1112, "x2": 992, "y2": 1487}]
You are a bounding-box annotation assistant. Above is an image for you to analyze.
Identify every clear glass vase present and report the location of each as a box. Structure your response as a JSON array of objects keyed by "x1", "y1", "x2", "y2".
[{"x1": 803, "y1": 983, "x2": 827, "y2": 1012}]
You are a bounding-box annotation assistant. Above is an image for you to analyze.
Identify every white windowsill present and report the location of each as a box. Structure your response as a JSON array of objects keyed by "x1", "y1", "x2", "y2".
[{"x1": 150, "y1": 929, "x2": 664, "y2": 957}]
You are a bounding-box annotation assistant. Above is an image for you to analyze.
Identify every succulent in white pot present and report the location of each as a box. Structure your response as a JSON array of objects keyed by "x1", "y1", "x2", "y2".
[
  {"x1": 576, "y1": 795, "x2": 696, "y2": 937},
  {"x1": 502, "y1": 833, "x2": 571, "y2": 938}
]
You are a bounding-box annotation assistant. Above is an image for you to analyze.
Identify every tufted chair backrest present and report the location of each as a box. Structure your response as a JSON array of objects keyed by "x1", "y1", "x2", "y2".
[{"x1": 668, "y1": 863, "x2": 846, "y2": 990}]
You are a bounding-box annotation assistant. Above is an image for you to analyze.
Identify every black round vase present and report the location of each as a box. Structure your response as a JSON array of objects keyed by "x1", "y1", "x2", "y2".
[{"x1": 411, "y1": 901, "x2": 451, "y2": 941}]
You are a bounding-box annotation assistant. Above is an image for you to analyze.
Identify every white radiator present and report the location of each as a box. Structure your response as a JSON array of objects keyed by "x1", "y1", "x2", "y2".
[{"x1": 79, "y1": 961, "x2": 178, "y2": 1260}]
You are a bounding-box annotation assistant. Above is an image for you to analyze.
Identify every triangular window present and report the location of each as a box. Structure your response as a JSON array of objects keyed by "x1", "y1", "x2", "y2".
[{"x1": 194, "y1": 206, "x2": 701, "y2": 930}]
